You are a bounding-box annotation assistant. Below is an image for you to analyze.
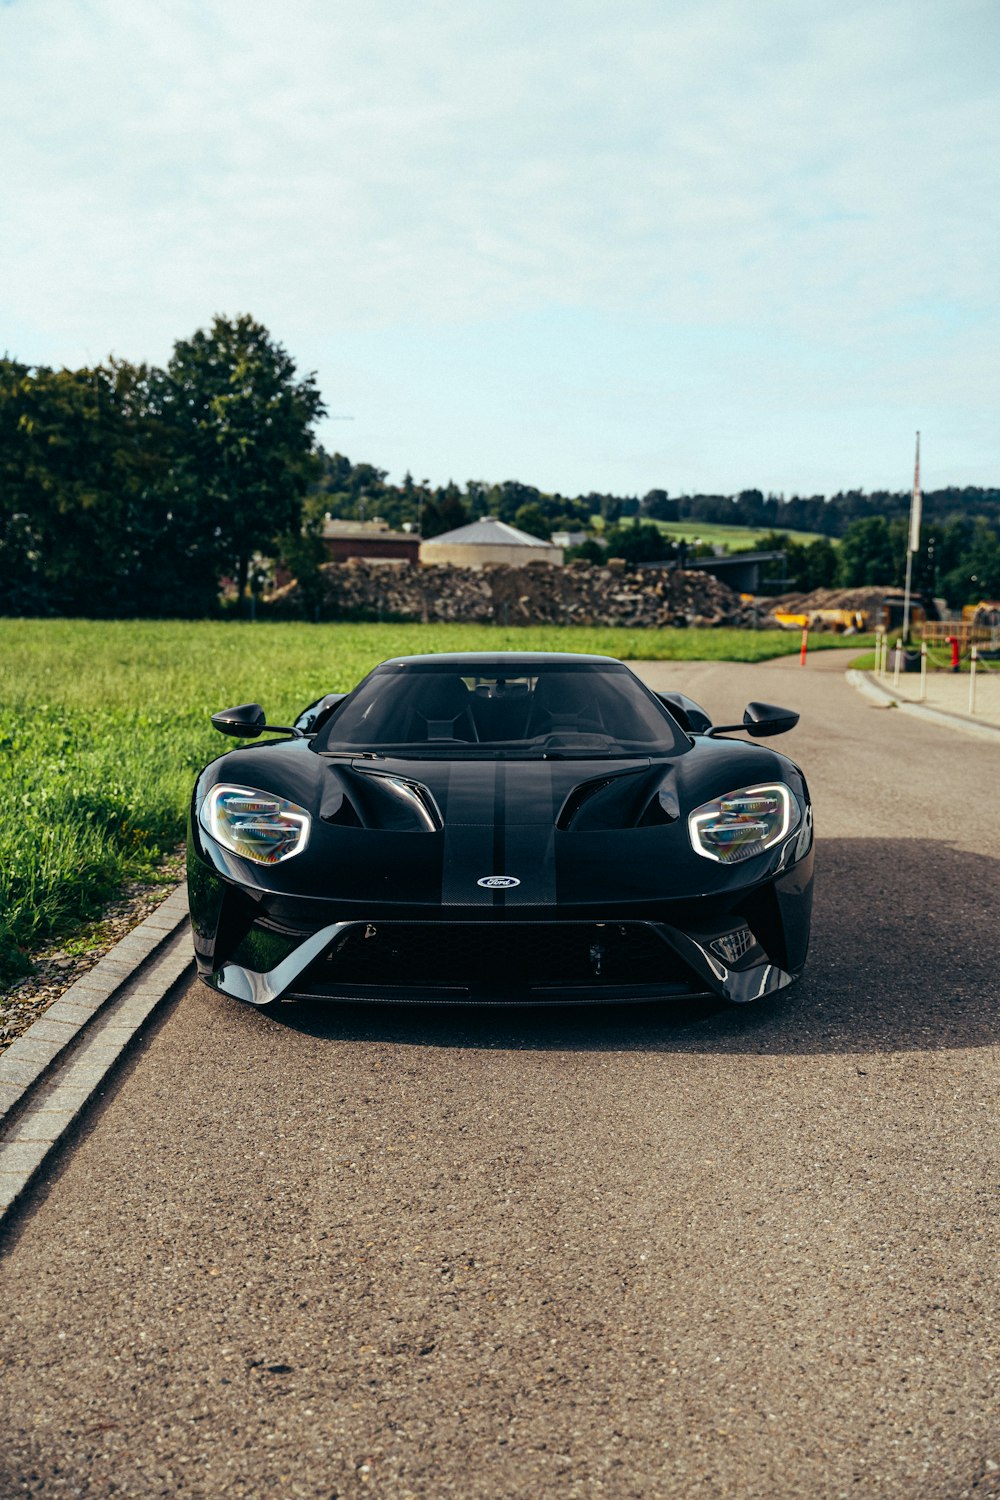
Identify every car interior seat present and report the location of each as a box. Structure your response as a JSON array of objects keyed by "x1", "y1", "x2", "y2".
[
  {"x1": 525, "y1": 675, "x2": 604, "y2": 738},
  {"x1": 471, "y1": 680, "x2": 532, "y2": 741},
  {"x1": 412, "y1": 676, "x2": 478, "y2": 741}
]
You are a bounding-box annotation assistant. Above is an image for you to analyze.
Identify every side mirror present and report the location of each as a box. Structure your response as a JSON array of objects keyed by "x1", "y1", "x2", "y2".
[
  {"x1": 742, "y1": 701, "x2": 799, "y2": 738},
  {"x1": 211, "y1": 703, "x2": 267, "y2": 738},
  {"x1": 707, "y1": 701, "x2": 799, "y2": 739}
]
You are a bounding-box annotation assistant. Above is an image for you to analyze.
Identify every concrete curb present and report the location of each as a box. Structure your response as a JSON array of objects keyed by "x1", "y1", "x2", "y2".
[
  {"x1": 0, "y1": 883, "x2": 192, "y2": 1221},
  {"x1": 846, "y1": 670, "x2": 1000, "y2": 745}
]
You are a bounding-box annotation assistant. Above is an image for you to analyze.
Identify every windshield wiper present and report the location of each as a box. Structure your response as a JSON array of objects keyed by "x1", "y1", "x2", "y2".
[
  {"x1": 542, "y1": 750, "x2": 619, "y2": 760},
  {"x1": 320, "y1": 749, "x2": 385, "y2": 759}
]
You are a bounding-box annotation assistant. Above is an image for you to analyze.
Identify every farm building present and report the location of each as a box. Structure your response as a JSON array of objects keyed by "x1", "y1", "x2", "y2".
[
  {"x1": 321, "y1": 519, "x2": 420, "y2": 566},
  {"x1": 420, "y1": 516, "x2": 564, "y2": 568}
]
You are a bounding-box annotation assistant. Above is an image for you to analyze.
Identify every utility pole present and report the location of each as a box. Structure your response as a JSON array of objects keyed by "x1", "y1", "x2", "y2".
[{"x1": 902, "y1": 431, "x2": 921, "y2": 642}]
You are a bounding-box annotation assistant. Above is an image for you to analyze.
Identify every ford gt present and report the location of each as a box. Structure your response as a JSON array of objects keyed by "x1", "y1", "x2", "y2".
[{"x1": 187, "y1": 652, "x2": 813, "y2": 1007}]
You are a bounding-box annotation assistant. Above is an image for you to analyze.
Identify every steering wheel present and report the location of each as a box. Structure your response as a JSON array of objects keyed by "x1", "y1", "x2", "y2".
[
  {"x1": 417, "y1": 707, "x2": 479, "y2": 742},
  {"x1": 540, "y1": 731, "x2": 611, "y2": 748}
]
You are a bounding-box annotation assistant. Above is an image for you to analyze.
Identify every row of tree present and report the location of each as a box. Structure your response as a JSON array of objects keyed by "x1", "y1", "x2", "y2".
[
  {"x1": 316, "y1": 457, "x2": 1000, "y2": 545},
  {"x1": 2, "y1": 315, "x2": 998, "y2": 615},
  {"x1": 310, "y1": 454, "x2": 1000, "y2": 602},
  {"x1": 0, "y1": 316, "x2": 323, "y2": 617},
  {"x1": 751, "y1": 517, "x2": 1000, "y2": 602},
  {"x1": 639, "y1": 485, "x2": 1000, "y2": 537},
  {"x1": 557, "y1": 517, "x2": 1000, "y2": 602}
]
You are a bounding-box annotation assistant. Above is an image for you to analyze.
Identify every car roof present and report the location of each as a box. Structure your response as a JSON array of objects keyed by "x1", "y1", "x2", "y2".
[{"x1": 373, "y1": 652, "x2": 623, "y2": 668}]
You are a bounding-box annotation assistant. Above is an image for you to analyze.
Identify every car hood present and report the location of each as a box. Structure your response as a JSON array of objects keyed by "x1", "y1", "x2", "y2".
[{"x1": 193, "y1": 739, "x2": 806, "y2": 911}]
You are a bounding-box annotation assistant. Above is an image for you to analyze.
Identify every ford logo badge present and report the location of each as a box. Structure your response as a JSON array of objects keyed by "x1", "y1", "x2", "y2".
[{"x1": 477, "y1": 875, "x2": 521, "y2": 889}]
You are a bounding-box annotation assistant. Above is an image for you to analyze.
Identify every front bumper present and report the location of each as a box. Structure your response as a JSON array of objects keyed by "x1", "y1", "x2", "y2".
[
  {"x1": 190, "y1": 844, "x2": 813, "y2": 1008},
  {"x1": 202, "y1": 916, "x2": 797, "y2": 1007}
]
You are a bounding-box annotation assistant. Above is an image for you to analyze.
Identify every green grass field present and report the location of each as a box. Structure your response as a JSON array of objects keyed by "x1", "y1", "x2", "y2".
[
  {"x1": 0, "y1": 619, "x2": 866, "y2": 981},
  {"x1": 590, "y1": 517, "x2": 830, "y2": 549}
]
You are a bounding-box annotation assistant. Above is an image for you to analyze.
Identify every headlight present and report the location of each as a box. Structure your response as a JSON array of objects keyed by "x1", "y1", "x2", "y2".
[
  {"x1": 688, "y1": 782, "x2": 799, "y2": 864},
  {"x1": 199, "y1": 784, "x2": 311, "y2": 864}
]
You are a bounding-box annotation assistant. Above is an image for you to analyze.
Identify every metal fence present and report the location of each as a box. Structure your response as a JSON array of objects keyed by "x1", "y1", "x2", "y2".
[{"x1": 920, "y1": 619, "x2": 997, "y2": 648}]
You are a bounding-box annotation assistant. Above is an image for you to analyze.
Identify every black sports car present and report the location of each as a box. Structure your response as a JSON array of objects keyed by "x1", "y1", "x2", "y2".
[{"x1": 188, "y1": 652, "x2": 813, "y2": 1008}]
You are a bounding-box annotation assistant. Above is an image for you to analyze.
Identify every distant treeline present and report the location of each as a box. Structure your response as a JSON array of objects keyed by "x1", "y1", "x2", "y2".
[
  {"x1": 309, "y1": 456, "x2": 1000, "y2": 606},
  {"x1": 1, "y1": 315, "x2": 998, "y2": 616},
  {"x1": 319, "y1": 456, "x2": 1000, "y2": 543}
]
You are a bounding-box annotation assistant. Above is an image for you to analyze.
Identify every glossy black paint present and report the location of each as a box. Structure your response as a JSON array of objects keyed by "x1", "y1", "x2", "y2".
[{"x1": 187, "y1": 652, "x2": 814, "y2": 1007}]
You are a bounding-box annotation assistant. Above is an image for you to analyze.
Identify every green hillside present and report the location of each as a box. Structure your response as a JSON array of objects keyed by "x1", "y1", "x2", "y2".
[{"x1": 592, "y1": 518, "x2": 830, "y2": 550}]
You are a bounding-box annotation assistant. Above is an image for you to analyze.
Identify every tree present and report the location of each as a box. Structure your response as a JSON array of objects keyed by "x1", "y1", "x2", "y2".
[
  {"x1": 420, "y1": 490, "x2": 469, "y2": 538},
  {"x1": 0, "y1": 357, "x2": 49, "y2": 613},
  {"x1": 565, "y1": 537, "x2": 606, "y2": 565},
  {"x1": 489, "y1": 480, "x2": 541, "y2": 523},
  {"x1": 836, "y1": 516, "x2": 901, "y2": 588},
  {"x1": 163, "y1": 315, "x2": 325, "y2": 609},
  {"x1": 277, "y1": 492, "x2": 329, "y2": 621},
  {"x1": 513, "y1": 502, "x2": 550, "y2": 540},
  {"x1": 751, "y1": 531, "x2": 839, "y2": 592},
  {"x1": 797, "y1": 537, "x2": 838, "y2": 590},
  {"x1": 418, "y1": 492, "x2": 466, "y2": 538},
  {"x1": 736, "y1": 489, "x2": 767, "y2": 526},
  {"x1": 0, "y1": 357, "x2": 189, "y2": 616},
  {"x1": 604, "y1": 521, "x2": 675, "y2": 564},
  {"x1": 940, "y1": 520, "x2": 1000, "y2": 605},
  {"x1": 642, "y1": 489, "x2": 677, "y2": 521}
]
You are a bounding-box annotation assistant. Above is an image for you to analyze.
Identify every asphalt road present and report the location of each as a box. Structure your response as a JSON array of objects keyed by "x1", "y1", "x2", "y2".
[{"x1": 1, "y1": 656, "x2": 997, "y2": 1500}]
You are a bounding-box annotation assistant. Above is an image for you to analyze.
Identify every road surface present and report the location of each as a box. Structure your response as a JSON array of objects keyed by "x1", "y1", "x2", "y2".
[{"x1": 1, "y1": 655, "x2": 997, "y2": 1499}]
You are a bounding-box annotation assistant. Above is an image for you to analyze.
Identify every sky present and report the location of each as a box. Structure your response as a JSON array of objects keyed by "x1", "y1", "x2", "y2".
[{"x1": 2, "y1": 0, "x2": 998, "y2": 497}]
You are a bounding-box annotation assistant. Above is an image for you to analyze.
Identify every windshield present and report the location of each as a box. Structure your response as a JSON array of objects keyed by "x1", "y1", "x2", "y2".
[{"x1": 314, "y1": 660, "x2": 688, "y2": 758}]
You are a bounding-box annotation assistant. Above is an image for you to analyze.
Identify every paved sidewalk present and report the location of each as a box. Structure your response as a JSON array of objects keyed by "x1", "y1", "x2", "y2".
[
  {"x1": 849, "y1": 667, "x2": 1000, "y2": 742},
  {"x1": 870, "y1": 662, "x2": 1000, "y2": 727}
]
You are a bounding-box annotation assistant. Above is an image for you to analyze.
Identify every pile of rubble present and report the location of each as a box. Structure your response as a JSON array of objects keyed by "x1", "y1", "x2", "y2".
[
  {"x1": 762, "y1": 585, "x2": 901, "y2": 628},
  {"x1": 269, "y1": 558, "x2": 758, "y2": 628},
  {"x1": 765, "y1": 585, "x2": 896, "y2": 615}
]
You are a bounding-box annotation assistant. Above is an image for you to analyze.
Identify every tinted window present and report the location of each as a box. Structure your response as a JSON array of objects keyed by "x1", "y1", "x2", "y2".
[{"x1": 315, "y1": 661, "x2": 687, "y2": 757}]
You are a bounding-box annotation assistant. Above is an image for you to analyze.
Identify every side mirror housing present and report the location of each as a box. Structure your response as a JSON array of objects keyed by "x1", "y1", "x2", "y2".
[
  {"x1": 211, "y1": 703, "x2": 267, "y2": 738},
  {"x1": 707, "y1": 701, "x2": 800, "y2": 739},
  {"x1": 742, "y1": 701, "x2": 799, "y2": 738}
]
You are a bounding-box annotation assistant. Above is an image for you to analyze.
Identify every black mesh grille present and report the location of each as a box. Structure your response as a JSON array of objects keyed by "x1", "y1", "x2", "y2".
[{"x1": 309, "y1": 921, "x2": 694, "y2": 993}]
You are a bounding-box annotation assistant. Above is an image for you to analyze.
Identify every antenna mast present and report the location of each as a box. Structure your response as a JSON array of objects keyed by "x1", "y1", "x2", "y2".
[{"x1": 902, "y1": 431, "x2": 921, "y2": 642}]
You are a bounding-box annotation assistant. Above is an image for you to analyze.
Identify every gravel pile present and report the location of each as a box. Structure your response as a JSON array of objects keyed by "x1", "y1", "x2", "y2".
[
  {"x1": 764, "y1": 584, "x2": 899, "y2": 619},
  {"x1": 271, "y1": 558, "x2": 757, "y2": 627}
]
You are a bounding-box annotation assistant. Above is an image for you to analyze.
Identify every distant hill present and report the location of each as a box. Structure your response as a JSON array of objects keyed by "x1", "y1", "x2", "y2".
[{"x1": 590, "y1": 517, "x2": 830, "y2": 551}]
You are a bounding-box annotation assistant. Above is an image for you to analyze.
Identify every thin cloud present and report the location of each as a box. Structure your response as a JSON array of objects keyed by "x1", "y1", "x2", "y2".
[{"x1": 1, "y1": 0, "x2": 997, "y2": 489}]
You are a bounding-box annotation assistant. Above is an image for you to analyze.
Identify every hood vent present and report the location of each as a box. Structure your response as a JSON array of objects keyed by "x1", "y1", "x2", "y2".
[
  {"x1": 557, "y1": 766, "x2": 679, "y2": 831},
  {"x1": 322, "y1": 768, "x2": 442, "y2": 832}
]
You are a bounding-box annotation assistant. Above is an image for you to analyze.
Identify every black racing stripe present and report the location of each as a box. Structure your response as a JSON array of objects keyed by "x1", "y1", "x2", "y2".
[
  {"x1": 439, "y1": 761, "x2": 563, "y2": 910},
  {"x1": 441, "y1": 763, "x2": 497, "y2": 907},
  {"x1": 503, "y1": 763, "x2": 560, "y2": 906},
  {"x1": 492, "y1": 761, "x2": 507, "y2": 907}
]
